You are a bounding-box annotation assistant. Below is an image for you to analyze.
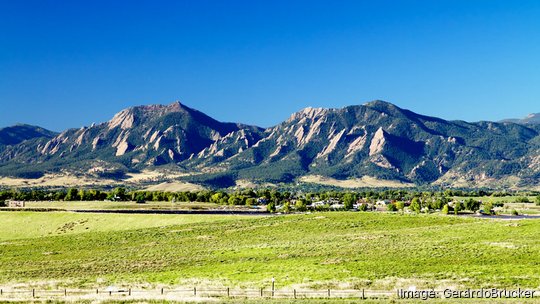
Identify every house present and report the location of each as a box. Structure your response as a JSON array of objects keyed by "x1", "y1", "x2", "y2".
[
  {"x1": 310, "y1": 201, "x2": 327, "y2": 208},
  {"x1": 375, "y1": 200, "x2": 391, "y2": 206},
  {"x1": 330, "y1": 203, "x2": 344, "y2": 209},
  {"x1": 7, "y1": 200, "x2": 25, "y2": 208}
]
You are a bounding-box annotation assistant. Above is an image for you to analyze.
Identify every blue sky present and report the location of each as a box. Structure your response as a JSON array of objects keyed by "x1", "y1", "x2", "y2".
[{"x1": 1, "y1": 0, "x2": 539, "y2": 131}]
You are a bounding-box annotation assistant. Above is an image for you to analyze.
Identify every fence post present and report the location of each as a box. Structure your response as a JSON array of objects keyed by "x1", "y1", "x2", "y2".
[
  {"x1": 227, "y1": 287, "x2": 230, "y2": 297},
  {"x1": 96, "y1": 289, "x2": 99, "y2": 295},
  {"x1": 1, "y1": 289, "x2": 3, "y2": 295},
  {"x1": 161, "y1": 288, "x2": 164, "y2": 295},
  {"x1": 128, "y1": 288, "x2": 131, "y2": 296},
  {"x1": 109, "y1": 291, "x2": 112, "y2": 296},
  {"x1": 64, "y1": 289, "x2": 67, "y2": 296},
  {"x1": 32, "y1": 289, "x2": 35, "y2": 298},
  {"x1": 328, "y1": 289, "x2": 331, "y2": 297},
  {"x1": 260, "y1": 288, "x2": 263, "y2": 297},
  {"x1": 194, "y1": 287, "x2": 197, "y2": 296},
  {"x1": 362, "y1": 289, "x2": 365, "y2": 299},
  {"x1": 294, "y1": 289, "x2": 296, "y2": 299}
]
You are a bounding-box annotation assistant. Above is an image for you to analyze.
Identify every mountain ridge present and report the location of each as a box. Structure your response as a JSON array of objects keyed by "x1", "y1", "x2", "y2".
[
  {"x1": 501, "y1": 113, "x2": 540, "y2": 125},
  {"x1": 1, "y1": 100, "x2": 539, "y2": 189}
]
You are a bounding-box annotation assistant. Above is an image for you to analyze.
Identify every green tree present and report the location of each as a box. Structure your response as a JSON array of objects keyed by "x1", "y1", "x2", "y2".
[
  {"x1": 113, "y1": 187, "x2": 127, "y2": 201},
  {"x1": 464, "y1": 198, "x2": 481, "y2": 212},
  {"x1": 387, "y1": 203, "x2": 397, "y2": 212},
  {"x1": 228, "y1": 195, "x2": 241, "y2": 205},
  {"x1": 54, "y1": 191, "x2": 66, "y2": 201},
  {"x1": 516, "y1": 196, "x2": 530, "y2": 203},
  {"x1": 454, "y1": 201, "x2": 463, "y2": 215},
  {"x1": 431, "y1": 198, "x2": 445, "y2": 210},
  {"x1": 483, "y1": 202, "x2": 493, "y2": 215},
  {"x1": 152, "y1": 191, "x2": 164, "y2": 202},
  {"x1": 135, "y1": 193, "x2": 146, "y2": 203},
  {"x1": 395, "y1": 201, "x2": 405, "y2": 211},
  {"x1": 65, "y1": 188, "x2": 79, "y2": 201},
  {"x1": 266, "y1": 202, "x2": 276, "y2": 213},
  {"x1": 210, "y1": 192, "x2": 227, "y2": 204},
  {"x1": 410, "y1": 198, "x2": 421, "y2": 213},
  {"x1": 245, "y1": 197, "x2": 255, "y2": 207},
  {"x1": 295, "y1": 199, "x2": 308, "y2": 212},
  {"x1": 283, "y1": 201, "x2": 291, "y2": 213},
  {"x1": 342, "y1": 193, "x2": 356, "y2": 210},
  {"x1": 535, "y1": 195, "x2": 540, "y2": 206}
]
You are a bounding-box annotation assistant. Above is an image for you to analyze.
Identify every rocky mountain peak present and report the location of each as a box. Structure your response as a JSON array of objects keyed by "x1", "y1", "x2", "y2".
[{"x1": 363, "y1": 100, "x2": 404, "y2": 114}]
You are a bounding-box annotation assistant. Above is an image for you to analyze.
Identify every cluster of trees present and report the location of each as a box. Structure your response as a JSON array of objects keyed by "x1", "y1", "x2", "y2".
[
  {"x1": 1, "y1": 187, "x2": 539, "y2": 213},
  {"x1": 386, "y1": 197, "x2": 500, "y2": 215}
]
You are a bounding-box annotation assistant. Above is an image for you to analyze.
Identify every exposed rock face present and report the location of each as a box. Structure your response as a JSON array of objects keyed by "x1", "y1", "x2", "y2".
[
  {"x1": 108, "y1": 109, "x2": 135, "y2": 130},
  {"x1": 1, "y1": 100, "x2": 540, "y2": 187},
  {"x1": 369, "y1": 127, "x2": 386, "y2": 156}
]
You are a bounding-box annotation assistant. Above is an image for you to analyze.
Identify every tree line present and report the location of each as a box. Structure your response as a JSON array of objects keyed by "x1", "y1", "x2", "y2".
[{"x1": 1, "y1": 187, "x2": 539, "y2": 209}]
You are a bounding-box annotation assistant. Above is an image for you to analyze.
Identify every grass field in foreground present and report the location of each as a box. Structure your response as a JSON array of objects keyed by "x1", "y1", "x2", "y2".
[{"x1": 0, "y1": 212, "x2": 539, "y2": 291}]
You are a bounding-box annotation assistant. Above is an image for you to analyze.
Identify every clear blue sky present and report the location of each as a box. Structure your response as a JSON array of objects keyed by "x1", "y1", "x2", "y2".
[{"x1": 1, "y1": 0, "x2": 539, "y2": 131}]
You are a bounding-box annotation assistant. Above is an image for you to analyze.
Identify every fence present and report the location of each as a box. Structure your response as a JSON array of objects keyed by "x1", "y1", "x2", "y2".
[
  {"x1": 0, "y1": 287, "x2": 393, "y2": 300},
  {"x1": 1, "y1": 287, "x2": 538, "y2": 301}
]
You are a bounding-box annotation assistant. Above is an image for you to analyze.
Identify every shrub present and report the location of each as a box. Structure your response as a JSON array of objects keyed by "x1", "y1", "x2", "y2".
[
  {"x1": 387, "y1": 203, "x2": 397, "y2": 212},
  {"x1": 266, "y1": 202, "x2": 276, "y2": 213},
  {"x1": 315, "y1": 204, "x2": 330, "y2": 212},
  {"x1": 516, "y1": 196, "x2": 530, "y2": 203},
  {"x1": 492, "y1": 201, "x2": 505, "y2": 207},
  {"x1": 358, "y1": 203, "x2": 368, "y2": 212},
  {"x1": 410, "y1": 198, "x2": 421, "y2": 213},
  {"x1": 511, "y1": 209, "x2": 519, "y2": 216},
  {"x1": 395, "y1": 201, "x2": 405, "y2": 210},
  {"x1": 442, "y1": 204, "x2": 449, "y2": 215},
  {"x1": 453, "y1": 202, "x2": 463, "y2": 215},
  {"x1": 536, "y1": 196, "x2": 540, "y2": 206},
  {"x1": 483, "y1": 202, "x2": 493, "y2": 215}
]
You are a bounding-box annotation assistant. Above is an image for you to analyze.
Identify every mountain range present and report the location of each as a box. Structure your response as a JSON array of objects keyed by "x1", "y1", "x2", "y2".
[
  {"x1": 1, "y1": 100, "x2": 539, "y2": 189},
  {"x1": 501, "y1": 113, "x2": 540, "y2": 125}
]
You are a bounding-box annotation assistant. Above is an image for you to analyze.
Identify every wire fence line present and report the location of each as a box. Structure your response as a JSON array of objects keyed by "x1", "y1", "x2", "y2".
[
  {"x1": 0, "y1": 287, "x2": 393, "y2": 300},
  {"x1": 2, "y1": 287, "x2": 539, "y2": 300}
]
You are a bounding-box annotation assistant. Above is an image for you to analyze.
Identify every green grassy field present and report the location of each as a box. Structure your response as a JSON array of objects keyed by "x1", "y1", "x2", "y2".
[
  {"x1": 0, "y1": 212, "x2": 253, "y2": 241},
  {"x1": 14, "y1": 200, "x2": 249, "y2": 211},
  {"x1": 0, "y1": 211, "x2": 539, "y2": 292}
]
